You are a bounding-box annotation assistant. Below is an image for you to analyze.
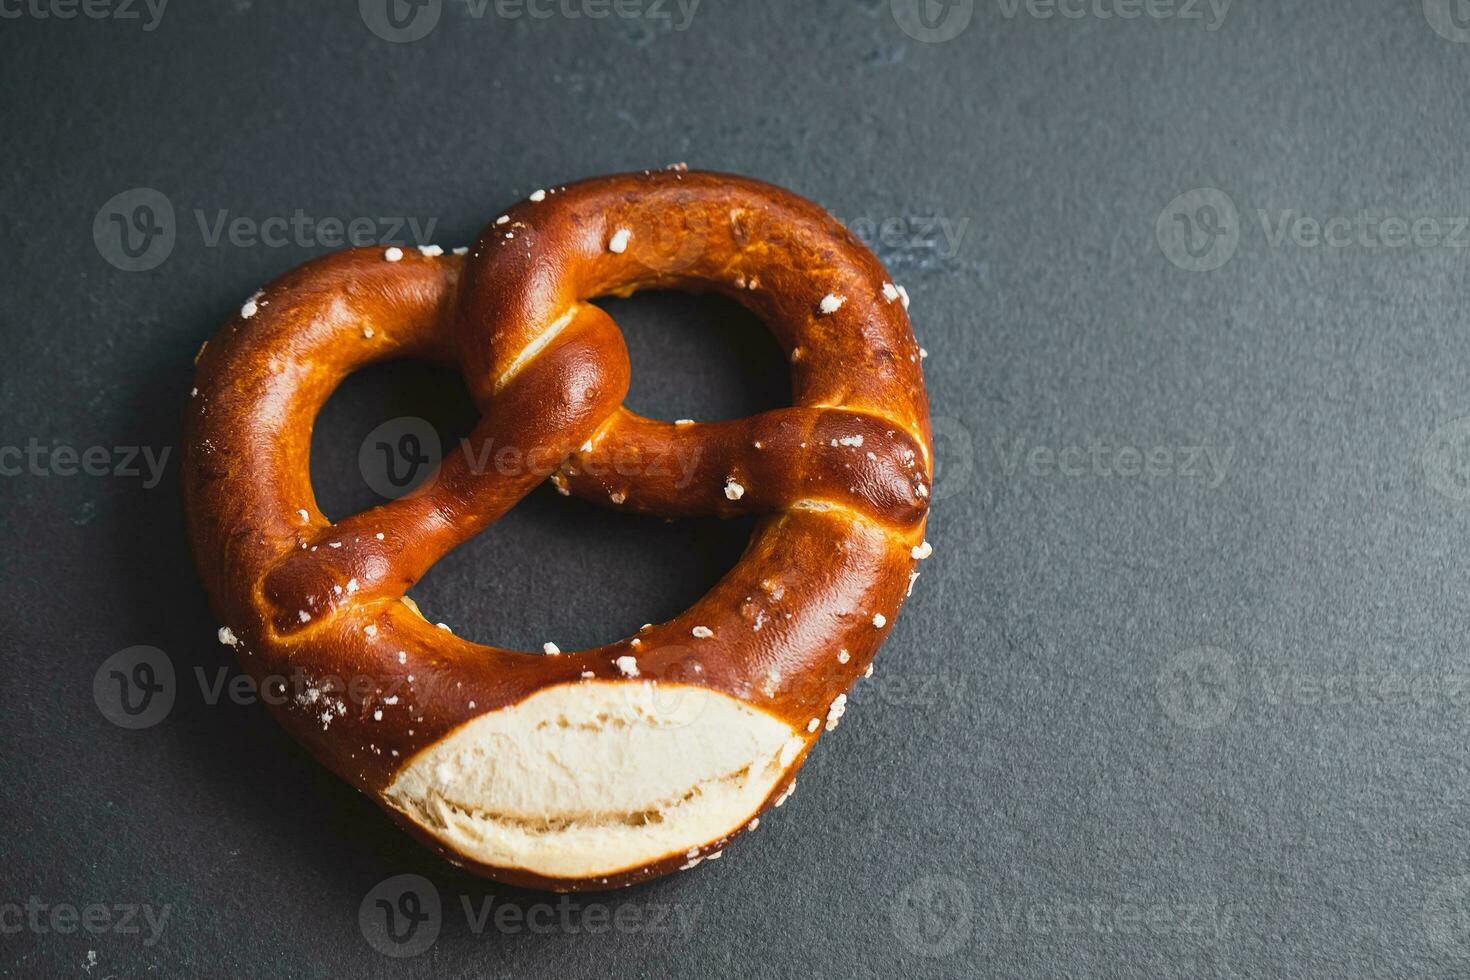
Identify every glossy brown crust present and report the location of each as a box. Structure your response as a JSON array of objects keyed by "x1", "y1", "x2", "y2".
[{"x1": 182, "y1": 169, "x2": 932, "y2": 891}]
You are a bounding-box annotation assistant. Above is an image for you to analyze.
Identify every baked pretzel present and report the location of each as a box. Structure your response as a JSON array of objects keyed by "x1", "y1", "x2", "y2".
[{"x1": 183, "y1": 169, "x2": 932, "y2": 891}]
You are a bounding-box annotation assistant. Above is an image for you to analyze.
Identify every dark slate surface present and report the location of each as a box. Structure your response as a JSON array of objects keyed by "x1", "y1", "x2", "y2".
[{"x1": 5, "y1": 0, "x2": 1470, "y2": 976}]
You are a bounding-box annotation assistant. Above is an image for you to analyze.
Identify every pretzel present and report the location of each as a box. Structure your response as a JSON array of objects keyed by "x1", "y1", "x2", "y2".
[{"x1": 183, "y1": 169, "x2": 932, "y2": 891}]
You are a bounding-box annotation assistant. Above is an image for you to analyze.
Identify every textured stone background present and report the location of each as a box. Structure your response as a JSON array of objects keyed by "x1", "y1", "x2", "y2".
[{"x1": 5, "y1": 1, "x2": 1470, "y2": 976}]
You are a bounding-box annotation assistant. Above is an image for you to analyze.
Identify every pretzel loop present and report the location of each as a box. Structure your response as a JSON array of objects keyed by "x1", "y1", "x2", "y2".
[{"x1": 260, "y1": 302, "x2": 629, "y2": 635}]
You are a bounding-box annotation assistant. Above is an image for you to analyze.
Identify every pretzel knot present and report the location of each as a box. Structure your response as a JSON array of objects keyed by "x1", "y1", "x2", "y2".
[{"x1": 183, "y1": 170, "x2": 932, "y2": 891}]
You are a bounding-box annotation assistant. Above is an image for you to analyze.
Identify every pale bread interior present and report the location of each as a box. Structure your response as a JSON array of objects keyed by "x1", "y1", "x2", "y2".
[{"x1": 384, "y1": 681, "x2": 799, "y2": 881}]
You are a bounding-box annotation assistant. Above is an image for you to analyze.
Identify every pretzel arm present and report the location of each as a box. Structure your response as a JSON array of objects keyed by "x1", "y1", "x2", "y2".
[{"x1": 559, "y1": 406, "x2": 929, "y2": 528}]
